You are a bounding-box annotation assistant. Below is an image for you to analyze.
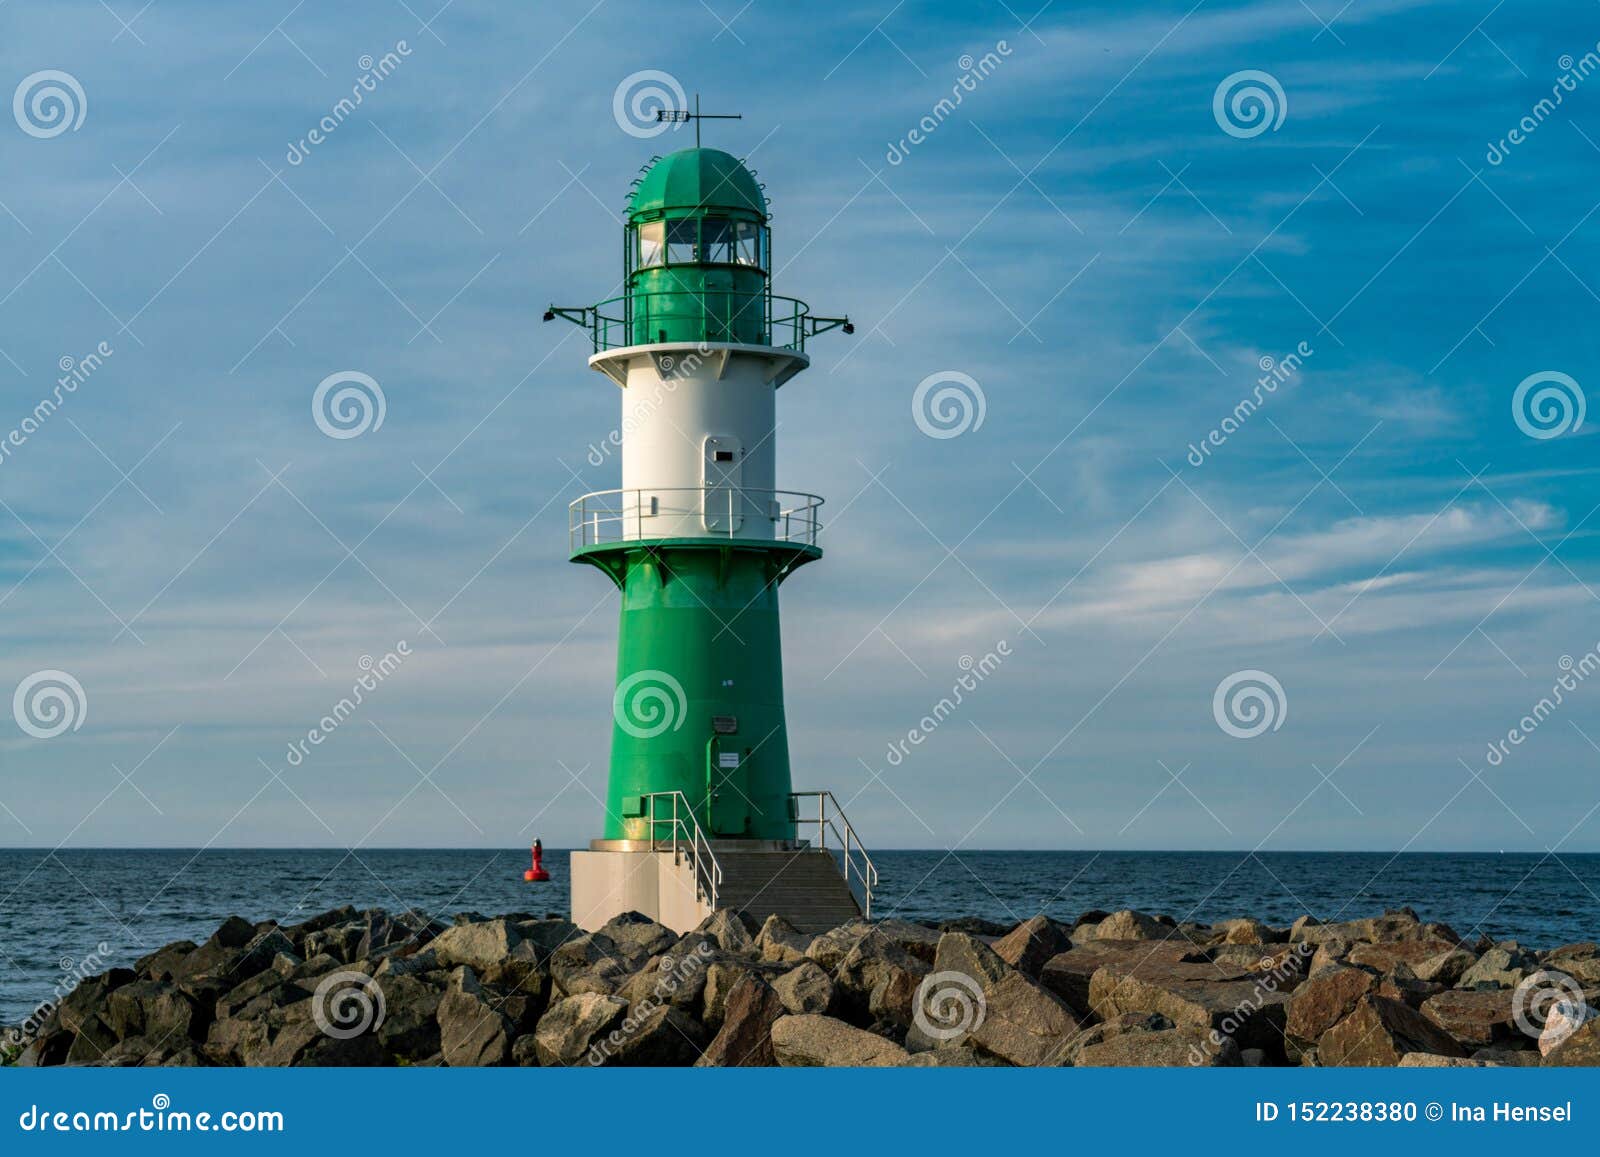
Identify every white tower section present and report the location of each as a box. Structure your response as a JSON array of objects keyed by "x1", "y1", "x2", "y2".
[{"x1": 581, "y1": 340, "x2": 816, "y2": 545}]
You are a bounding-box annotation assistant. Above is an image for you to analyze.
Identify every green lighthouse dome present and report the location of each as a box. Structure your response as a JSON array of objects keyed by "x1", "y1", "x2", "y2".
[{"x1": 627, "y1": 147, "x2": 767, "y2": 222}]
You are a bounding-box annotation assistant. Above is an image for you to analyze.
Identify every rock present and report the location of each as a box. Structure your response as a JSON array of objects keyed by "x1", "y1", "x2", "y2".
[
  {"x1": 1456, "y1": 943, "x2": 1533, "y2": 989},
  {"x1": 991, "y1": 915, "x2": 1072, "y2": 978},
  {"x1": 549, "y1": 932, "x2": 632, "y2": 996},
  {"x1": 756, "y1": 915, "x2": 813, "y2": 964},
  {"x1": 1240, "y1": 1047, "x2": 1266, "y2": 1066},
  {"x1": 371, "y1": 974, "x2": 442, "y2": 1059},
  {"x1": 805, "y1": 922, "x2": 877, "y2": 971},
  {"x1": 1543, "y1": 1016, "x2": 1600, "y2": 1065},
  {"x1": 1216, "y1": 918, "x2": 1274, "y2": 945},
  {"x1": 1419, "y1": 988, "x2": 1516, "y2": 1048},
  {"x1": 870, "y1": 919, "x2": 942, "y2": 965},
  {"x1": 1285, "y1": 965, "x2": 1376, "y2": 1060},
  {"x1": 1398, "y1": 1053, "x2": 1498, "y2": 1067},
  {"x1": 1088, "y1": 949, "x2": 1294, "y2": 1057},
  {"x1": 833, "y1": 934, "x2": 928, "y2": 1028},
  {"x1": 609, "y1": 1005, "x2": 708, "y2": 1066},
  {"x1": 512, "y1": 918, "x2": 582, "y2": 966},
  {"x1": 901, "y1": 1045, "x2": 1006, "y2": 1066},
  {"x1": 1076, "y1": 1027, "x2": 1240, "y2": 1067},
  {"x1": 697, "y1": 973, "x2": 784, "y2": 1067},
  {"x1": 1473, "y1": 1047, "x2": 1541, "y2": 1066},
  {"x1": 772, "y1": 960, "x2": 835, "y2": 1015},
  {"x1": 1090, "y1": 910, "x2": 1172, "y2": 941},
  {"x1": 1039, "y1": 939, "x2": 1199, "y2": 1014},
  {"x1": 770, "y1": 1014, "x2": 909, "y2": 1067},
  {"x1": 105, "y1": 981, "x2": 201, "y2": 1043},
  {"x1": 438, "y1": 986, "x2": 512, "y2": 1066},
  {"x1": 1539, "y1": 997, "x2": 1599, "y2": 1056},
  {"x1": 599, "y1": 912, "x2": 678, "y2": 962},
  {"x1": 696, "y1": 909, "x2": 758, "y2": 956},
  {"x1": 922, "y1": 933, "x2": 1078, "y2": 1066},
  {"x1": 700, "y1": 962, "x2": 759, "y2": 1028},
  {"x1": 1414, "y1": 948, "x2": 1477, "y2": 986},
  {"x1": 1348, "y1": 939, "x2": 1459, "y2": 975},
  {"x1": 510, "y1": 1035, "x2": 540, "y2": 1066},
  {"x1": 429, "y1": 918, "x2": 522, "y2": 973},
  {"x1": 1309, "y1": 938, "x2": 1354, "y2": 974},
  {"x1": 534, "y1": 993, "x2": 628, "y2": 1067},
  {"x1": 1318, "y1": 995, "x2": 1468, "y2": 1066},
  {"x1": 136, "y1": 940, "x2": 198, "y2": 982},
  {"x1": 936, "y1": 916, "x2": 1013, "y2": 937}
]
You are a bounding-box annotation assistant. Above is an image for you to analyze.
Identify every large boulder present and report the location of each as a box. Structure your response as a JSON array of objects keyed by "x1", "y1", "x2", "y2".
[
  {"x1": 770, "y1": 1014, "x2": 908, "y2": 1067},
  {"x1": 772, "y1": 960, "x2": 835, "y2": 1016},
  {"x1": 428, "y1": 918, "x2": 522, "y2": 973},
  {"x1": 1543, "y1": 1017, "x2": 1600, "y2": 1065},
  {"x1": 697, "y1": 973, "x2": 785, "y2": 1067},
  {"x1": 1284, "y1": 965, "x2": 1376, "y2": 1061},
  {"x1": 105, "y1": 981, "x2": 202, "y2": 1044},
  {"x1": 599, "y1": 912, "x2": 678, "y2": 963},
  {"x1": 1540, "y1": 997, "x2": 1599, "y2": 1056},
  {"x1": 1414, "y1": 948, "x2": 1477, "y2": 986},
  {"x1": 833, "y1": 934, "x2": 928, "y2": 1028},
  {"x1": 549, "y1": 933, "x2": 632, "y2": 997},
  {"x1": 1039, "y1": 938, "x2": 1198, "y2": 1015},
  {"x1": 1419, "y1": 988, "x2": 1517, "y2": 1049},
  {"x1": 1318, "y1": 995, "x2": 1468, "y2": 1066},
  {"x1": 1348, "y1": 939, "x2": 1459, "y2": 975},
  {"x1": 1086, "y1": 910, "x2": 1172, "y2": 942},
  {"x1": 609, "y1": 1006, "x2": 708, "y2": 1066},
  {"x1": 1087, "y1": 950, "x2": 1294, "y2": 1057},
  {"x1": 991, "y1": 915, "x2": 1071, "y2": 978},
  {"x1": 696, "y1": 910, "x2": 759, "y2": 956},
  {"x1": 1457, "y1": 943, "x2": 1534, "y2": 990},
  {"x1": 437, "y1": 972, "x2": 512, "y2": 1066},
  {"x1": 756, "y1": 915, "x2": 813, "y2": 965},
  {"x1": 920, "y1": 933, "x2": 1078, "y2": 1066},
  {"x1": 534, "y1": 993, "x2": 628, "y2": 1067}
]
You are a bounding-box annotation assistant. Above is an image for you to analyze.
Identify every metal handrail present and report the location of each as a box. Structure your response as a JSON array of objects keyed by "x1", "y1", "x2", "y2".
[
  {"x1": 790, "y1": 791, "x2": 878, "y2": 919},
  {"x1": 569, "y1": 486, "x2": 824, "y2": 552},
  {"x1": 590, "y1": 291, "x2": 810, "y2": 353},
  {"x1": 641, "y1": 790, "x2": 722, "y2": 911}
]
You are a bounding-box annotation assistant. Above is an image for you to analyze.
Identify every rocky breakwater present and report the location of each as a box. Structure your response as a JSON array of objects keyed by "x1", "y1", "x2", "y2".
[{"x1": 4, "y1": 903, "x2": 1598, "y2": 1067}]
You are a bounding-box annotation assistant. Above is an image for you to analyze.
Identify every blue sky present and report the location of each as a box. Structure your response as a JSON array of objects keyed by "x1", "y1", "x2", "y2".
[{"x1": 1, "y1": 0, "x2": 1598, "y2": 852}]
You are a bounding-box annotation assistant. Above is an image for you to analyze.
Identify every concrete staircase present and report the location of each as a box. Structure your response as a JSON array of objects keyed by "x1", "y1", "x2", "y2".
[{"x1": 713, "y1": 850, "x2": 863, "y2": 933}]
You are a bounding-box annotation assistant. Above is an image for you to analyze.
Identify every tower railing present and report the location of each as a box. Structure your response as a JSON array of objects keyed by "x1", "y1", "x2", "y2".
[
  {"x1": 641, "y1": 790, "x2": 722, "y2": 911},
  {"x1": 570, "y1": 486, "x2": 823, "y2": 552},
  {"x1": 789, "y1": 791, "x2": 878, "y2": 918},
  {"x1": 585, "y1": 290, "x2": 808, "y2": 353}
]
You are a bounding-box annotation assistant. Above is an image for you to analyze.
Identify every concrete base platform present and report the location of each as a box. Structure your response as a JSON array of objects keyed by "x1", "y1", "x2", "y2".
[{"x1": 571, "y1": 843, "x2": 864, "y2": 934}]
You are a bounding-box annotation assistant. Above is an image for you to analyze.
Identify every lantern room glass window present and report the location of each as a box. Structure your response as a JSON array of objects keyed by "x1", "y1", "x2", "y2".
[
  {"x1": 637, "y1": 222, "x2": 664, "y2": 267},
  {"x1": 735, "y1": 221, "x2": 764, "y2": 267},
  {"x1": 666, "y1": 219, "x2": 699, "y2": 263},
  {"x1": 702, "y1": 219, "x2": 734, "y2": 264}
]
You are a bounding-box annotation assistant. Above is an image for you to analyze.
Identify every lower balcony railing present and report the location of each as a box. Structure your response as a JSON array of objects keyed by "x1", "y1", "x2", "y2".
[{"x1": 569, "y1": 486, "x2": 823, "y2": 552}]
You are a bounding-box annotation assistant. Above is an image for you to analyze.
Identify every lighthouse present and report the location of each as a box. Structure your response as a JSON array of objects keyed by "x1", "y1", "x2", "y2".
[{"x1": 547, "y1": 126, "x2": 875, "y2": 934}]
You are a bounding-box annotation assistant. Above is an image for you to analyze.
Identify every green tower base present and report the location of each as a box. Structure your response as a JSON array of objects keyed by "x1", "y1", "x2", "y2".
[{"x1": 572, "y1": 537, "x2": 820, "y2": 843}]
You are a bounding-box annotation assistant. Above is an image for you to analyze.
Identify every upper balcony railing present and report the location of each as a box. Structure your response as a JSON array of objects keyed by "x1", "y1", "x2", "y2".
[
  {"x1": 545, "y1": 291, "x2": 851, "y2": 355},
  {"x1": 570, "y1": 486, "x2": 823, "y2": 553}
]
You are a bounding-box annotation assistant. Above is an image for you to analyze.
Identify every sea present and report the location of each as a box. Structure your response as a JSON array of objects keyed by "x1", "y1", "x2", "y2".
[{"x1": 2, "y1": 848, "x2": 1596, "y2": 1025}]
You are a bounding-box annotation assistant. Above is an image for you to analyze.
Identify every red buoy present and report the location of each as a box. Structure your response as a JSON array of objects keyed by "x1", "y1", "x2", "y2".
[{"x1": 523, "y1": 838, "x2": 550, "y2": 882}]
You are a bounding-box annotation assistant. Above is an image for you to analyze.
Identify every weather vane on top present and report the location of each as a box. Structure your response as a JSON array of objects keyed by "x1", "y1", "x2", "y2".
[{"x1": 655, "y1": 94, "x2": 741, "y2": 148}]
